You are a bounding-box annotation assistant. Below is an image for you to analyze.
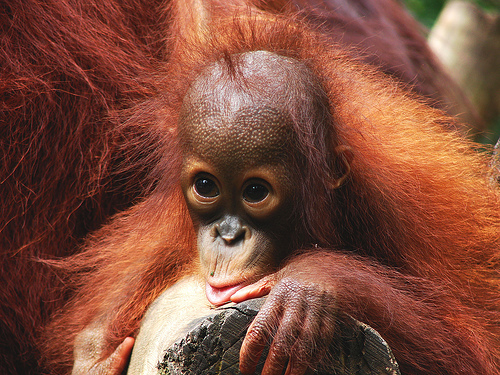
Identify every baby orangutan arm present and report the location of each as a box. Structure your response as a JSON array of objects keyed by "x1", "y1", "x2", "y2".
[
  {"x1": 232, "y1": 251, "x2": 492, "y2": 375},
  {"x1": 233, "y1": 270, "x2": 337, "y2": 375}
]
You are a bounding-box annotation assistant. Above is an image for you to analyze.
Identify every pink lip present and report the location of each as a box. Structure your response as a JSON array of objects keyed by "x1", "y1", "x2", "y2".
[{"x1": 205, "y1": 282, "x2": 245, "y2": 306}]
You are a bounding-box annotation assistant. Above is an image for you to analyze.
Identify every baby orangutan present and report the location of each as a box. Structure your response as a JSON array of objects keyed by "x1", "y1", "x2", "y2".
[
  {"x1": 177, "y1": 51, "x2": 351, "y2": 374},
  {"x1": 46, "y1": 29, "x2": 500, "y2": 375}
]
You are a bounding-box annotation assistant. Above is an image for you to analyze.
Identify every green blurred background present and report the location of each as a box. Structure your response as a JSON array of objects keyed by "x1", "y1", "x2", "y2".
[{"x1": 404, "y1": 0, "x2": 498, "y2": 29}]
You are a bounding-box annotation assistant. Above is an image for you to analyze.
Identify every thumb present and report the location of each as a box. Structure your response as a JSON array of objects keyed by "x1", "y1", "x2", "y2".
[
  {"x1": 97, "y1": 337, "x2": 135, "y2": 375},
  {"x1": 230, "y1": 275, "x2": 276, "y2": 303}
]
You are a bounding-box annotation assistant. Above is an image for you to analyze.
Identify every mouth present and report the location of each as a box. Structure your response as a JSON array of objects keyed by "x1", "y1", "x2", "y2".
[{"x1": 205, "y1": 282, "x2": 246, "y2": 306}]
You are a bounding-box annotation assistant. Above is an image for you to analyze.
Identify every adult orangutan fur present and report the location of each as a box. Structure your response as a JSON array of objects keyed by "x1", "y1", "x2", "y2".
[{"x1": 38, "y1": 11, "x2": 500, "y2": 375}]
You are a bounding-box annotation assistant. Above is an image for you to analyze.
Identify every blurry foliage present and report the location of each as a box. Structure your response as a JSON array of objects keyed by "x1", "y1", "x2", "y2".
[{"x1": 403, "y1": 0, "x2": 447, "y2": 29}]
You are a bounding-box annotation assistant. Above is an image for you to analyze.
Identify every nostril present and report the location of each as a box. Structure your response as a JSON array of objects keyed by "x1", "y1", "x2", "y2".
[
  {"x1": 214, "y1": 216, "x2": 249, "y2": 244},
  {"x1": 220, "y1": 227, "x2": 245, "y2": 244}
]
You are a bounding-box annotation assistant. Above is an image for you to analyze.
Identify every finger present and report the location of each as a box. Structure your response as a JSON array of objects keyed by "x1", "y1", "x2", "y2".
[
  {"x1": 231, "y1": 276, "x2": 274, "y2": 303},
  {"x1": 282, "y1": 329, "x2": 318, "y2": 375},
  {"x1": 260, "y1": 301, "x2": 304, "y2": 375},
  {"x1": 239, "y1": 298, "x2": 282, "y2": 375},
  {"x1": 261, "y1": 338, "x2": 290, "y2": 375},
  {"x1": 284, "y1": 358, "x2": 309, "y2": 375},
  {"x1": 262, "y1": 350, "x2": 288, "y2": 375},
  {"x1": 105, "y1": 337, "x2": 135, "y2": 375},
  {"x1": 239, "y1": 318, "x2": 272, "y2": 374}
]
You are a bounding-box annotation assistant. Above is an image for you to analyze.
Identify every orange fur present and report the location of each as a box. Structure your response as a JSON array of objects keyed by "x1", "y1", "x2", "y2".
[
  {"x1": 43, "y1": 14, "x2": 500, "y2": 375},
  {"x1": 0, "y1": 1, "x2": 493, "y2": 374}
]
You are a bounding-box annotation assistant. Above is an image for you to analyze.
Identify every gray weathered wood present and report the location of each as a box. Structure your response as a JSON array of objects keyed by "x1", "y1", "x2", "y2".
[{"x1": 157, "y1": 298, "x2": 400, "y2": 375}]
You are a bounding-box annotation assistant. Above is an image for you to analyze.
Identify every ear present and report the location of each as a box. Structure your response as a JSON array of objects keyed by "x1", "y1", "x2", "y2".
[{"x1": 329, "y1": 145, "x2": 352, "y2": 189}]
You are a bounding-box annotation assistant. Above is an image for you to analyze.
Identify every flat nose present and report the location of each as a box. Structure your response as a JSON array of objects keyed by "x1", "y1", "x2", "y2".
[{"x1": 215, "y1": 216, "x2": 248, "y2": 244}]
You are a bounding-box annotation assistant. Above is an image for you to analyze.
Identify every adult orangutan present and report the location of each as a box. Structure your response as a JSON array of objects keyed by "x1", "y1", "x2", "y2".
[
  {"x1": 39, "y1": 10, "x2": 500, "y2": 375},
  {"x1": 0, "y1": 1, "x2": 491, "y2": 375}
]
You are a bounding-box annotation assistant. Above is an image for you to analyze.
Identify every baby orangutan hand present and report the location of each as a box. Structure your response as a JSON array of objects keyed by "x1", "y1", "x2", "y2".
[{"x1": 231, "y1": 262, "x2": 338, "y2": 375}]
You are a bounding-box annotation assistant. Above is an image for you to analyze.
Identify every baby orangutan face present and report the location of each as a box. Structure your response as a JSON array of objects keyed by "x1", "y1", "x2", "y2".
[
  {"x1": 179, "y1": 97, "x2": 297, "y2": 305},
  {"x1": 178, "y1": 51, "x2": 314, "y2": 305}
]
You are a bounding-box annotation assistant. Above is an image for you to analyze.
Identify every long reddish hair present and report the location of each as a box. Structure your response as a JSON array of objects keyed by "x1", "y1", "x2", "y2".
[{"x1": 41, "y1": 14, "x2": 500, "y2": 374}]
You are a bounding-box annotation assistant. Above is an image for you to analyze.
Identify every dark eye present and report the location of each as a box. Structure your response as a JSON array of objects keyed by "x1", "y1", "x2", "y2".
[
  {"x1": 243, "y1": 183, "x2": 269, "y2": 203},
  {"x1": 194, "y1": 177, "x2": 219, "y2": 198}
]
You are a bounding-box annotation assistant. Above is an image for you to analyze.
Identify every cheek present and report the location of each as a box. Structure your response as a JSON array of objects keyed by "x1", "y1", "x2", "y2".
[{"x1": 260, "y1": 205, "x2": 297, "y2": 253}]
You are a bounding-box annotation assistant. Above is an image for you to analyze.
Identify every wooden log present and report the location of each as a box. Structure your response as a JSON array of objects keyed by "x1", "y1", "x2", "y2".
[{"x1": 128, "y1": 277, "x2": 400, "y2": 375}]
